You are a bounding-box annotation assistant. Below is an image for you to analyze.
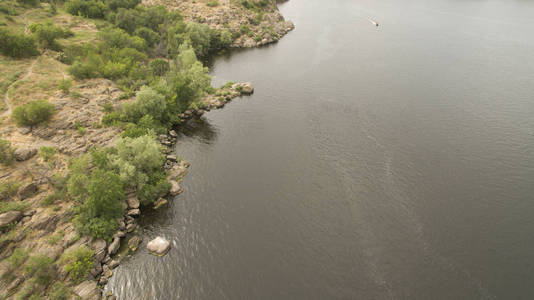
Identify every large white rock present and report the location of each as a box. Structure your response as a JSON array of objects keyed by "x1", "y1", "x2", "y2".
[{"x1": 147, "y1": 237, "x2": 171, "y2": 256}]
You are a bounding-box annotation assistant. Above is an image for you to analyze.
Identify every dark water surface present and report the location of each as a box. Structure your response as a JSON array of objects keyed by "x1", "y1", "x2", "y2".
[{"x1": 106, "y1": 0, "x2": 534, "y2": 299}]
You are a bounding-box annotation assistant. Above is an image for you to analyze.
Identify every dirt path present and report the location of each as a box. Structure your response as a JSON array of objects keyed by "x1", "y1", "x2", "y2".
[{"x1": 2, "y1": 59, "x2": 38, "y2": 118}]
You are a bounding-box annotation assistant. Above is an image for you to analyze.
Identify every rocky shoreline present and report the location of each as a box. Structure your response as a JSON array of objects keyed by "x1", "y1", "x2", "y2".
[{"x1": 0, "y1": 0, "x2": 285, "y2": 298}]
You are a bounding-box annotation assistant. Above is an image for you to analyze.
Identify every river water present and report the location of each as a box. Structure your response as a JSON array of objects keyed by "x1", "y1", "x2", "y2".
[{"x1": 105, "y1": 0, "x2": 534, "y2": 299}]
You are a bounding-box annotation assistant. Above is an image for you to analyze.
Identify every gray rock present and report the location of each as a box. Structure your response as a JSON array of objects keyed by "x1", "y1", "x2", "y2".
[
  {"x1": 18, "y1": 182, "x2": 38, "y2": 199},
  {"x1": 30, "y1": 213, "x2": 59, "y2": 232},
  {"x1": 89, "y1": 262, "x2": 102, "y2": 278},
  {"x1": 166, "y1": 154, "x2": 178, "y2": 162},
  {"x1": 147, "y1": 236, "x2": 171, "y2": 256},
  {"x1": 153, "y1": 198, "x2": 167, "y2": 210},
  {"x1": 168, "y1": 130, "x2": 177, "y2": 138},
  {"x1": 108, "y1": 259, "x2": 120, "y2": 269},
  {"x1": 126, "y1": 223, "x2": 136, "y2": 233},
  {"x1": 169, "y1": 181, "x2": 182, "y2": 196},
  {"x1": 128, "y1": 236, "x2": 142, "y2": 252},
  {"x1": 108, "y1": 237, "x2": 120, "y2": 255},
  {"x1": 23, "y1": 210, "x2": 36, "y2": 217},
  {"x1": 127, "y1": 209, "x2": 140, "y2": 217},
  {"x1": 113, "y1": 231, "x2": 125, "y2": 239},
  {"x1": 240, "y1": 82, "x2": 254, "y2": 95},
  {"x1": 14, "y1": 148, "x2": 37, "y2": 161},
  {"x1": 17, "y1": 126, "x2": 31, "y2": 134},
  {"x1": 126, "y1": 196, "x2": 139, "y2": 209},
  {"x1": 73, "y1": 280, "x2": 101, "y2": 300},
  {"x1": 0, "y1": 211, "x2": 23, "y2": 227},
  {"x1": 92, "y1": 239, "x2": 107, "y2": 262}
]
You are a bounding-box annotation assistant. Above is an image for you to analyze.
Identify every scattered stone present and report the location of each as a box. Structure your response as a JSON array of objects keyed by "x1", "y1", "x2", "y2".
[
  {"x1": 126, "y1": 196, "x2": 140, "y2": 209},
  {"x1": 166, "y1": 154, "x2": 178, "y2": 162},
  {"x1": 128, "y1": 236, "x2": 142, "y2": 252},
  {"x1": 240, "y1": 82, "x2": 254, "y2": 95},
  {"x1": 17, "y1": 126, "x2": 31, "y2": 134},
  {"x1": 30, "y1": 213, "x2": 59, "y2": 232},
  {"x1": 108, "y1": 237, "x2": 120, "y2": 255},
  {"x1": 169, "y1": 181, "x2": 183, "y2": 196},
  {"x1": 0, "y1": 211, "x2": 23, "y2": 227},
  {"x1": 147, "y1": 236, "x2": 171, "y2": 256},
  {"x1": 99, "y1": 277, "x2": 108, "y2": 285},
  {"x1": 108, "y1": 259, "x2": 120, "y2": 269},
  {"x1": 127, "y1": 209, "x2": 140, "y2": 217},
  {"x1": 73, "y1": 280, "x2": 101, "y2": 300},
  {"x1": 17, "y1": 182, "x2": 38, "y2": 199},
  {"x1": 113, "y1": 231, "x2": 125, "y2": 239},
  {"x1": 14, "y1": 148, "x2": 37, "y2": 161},
  {"x1": 118, "y1": 220, "x2": 126, "y2": 231},
  {"x1": 126, "y1": 223, "x2": 136, "y2": 233},
  {"x1": 92, "y1": 239, "x2": 107, "y2": 262},
  {"x1": 169, "y1": 130, "x2": 177, "y2": 137},
  {"x1": 154, "y1": 198, "x2": 168, "y2": 210},
  {"x1": 102, "y1": 265, "x2": 112, "y2": 278},
  {"x1": 89, "y1": 262, "x2": 102, "y2": 278},
  {"x1": 23, "y1": 210, "x2": 36, "y2": 217}
]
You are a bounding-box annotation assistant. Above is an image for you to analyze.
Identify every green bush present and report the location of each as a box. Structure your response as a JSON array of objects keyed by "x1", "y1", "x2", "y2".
[
  {"x1": 24, "y1": 255, "x2": 55, "y2": 285},
  {"x1": 61, "y1": 246, "x2": 94, "y2": 283},
  {"x1": 206, "y1": 0, "x2": 218, "y2": 7},
  {"x1": 0, "y1": 139, "x2": 15, "y2": 165},
  {"x1": 7, "y1": 248, "x2": 29, "y2": 269},
  {"x1": 12, "y1": 100, "x2": 55, "y2": 127},
  {"x1": 0, "y1": 28, "x2": 39, "y2": 58},
  {"x1": 123, "y1": 86, "x2": 167, "y2": 123},
  {"x1": 0, "y1": 180, "x2": 20, "y2": 200},
  {"x1": 29, "y1": 22, "x2": 73, "y2": 50},
  {"x1": 58, "y1": 79, "x2": 72, "y2": 94},
  {"x1": 40, "y1": 146, "x2": 57, "y2": 162},
  {"x1": 0, "y1": 200, "x2": 29, "y2": 213},
  {"x1": 49, "y1": 282, "x2": 70, "y2": 300}
]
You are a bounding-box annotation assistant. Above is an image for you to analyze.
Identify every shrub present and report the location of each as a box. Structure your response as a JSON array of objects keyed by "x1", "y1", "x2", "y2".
[
  {"x1": 0, "y1": 139, "x2": 15, "y2": 165},
  {"x1": 7, "y1": 248, "x2": 29, "y2": 268},
  {"x1": 0, "y1": 28, "x2": 39, "y2": 58},
  {"x1": 23, "y1": 255, "x2": 55, "y2": 285},
  {"x1": 40, "y1": 146, "x2": 57, "y2": 162},
  {"x1": 58, "y1": 79, "x2": 72, "y2": 94},
  {"x1": 0, "y1": 201, "x2": 29, "y2": 213},
  {"x1": 29, "y1": 22, "x2": 73, "y2": 50},
  {"x1": 206, "y1": 0, "x2": 218, "y2": 7},
  {"x1": 12, "y1": 100, "x2": 55, "y2": 127},
  {"x1": 0, "y1": 180, "x2": 20, "y2": 200},
  {"x1": 137, "y1": 170, "x2": 170, "y2": 205},
  {"x1": 49, "y1": 282, "x2": 70, "y2": 300},
  {"x1": 61, "y1": 246, "x2": 94, "y2": 283},
  {"x1": 123, "y1": 86, "x2": 167, "y2": 123}
]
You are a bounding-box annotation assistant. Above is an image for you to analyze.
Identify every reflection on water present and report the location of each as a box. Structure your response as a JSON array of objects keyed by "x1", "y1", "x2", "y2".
[{"x1": 106, "y1": 0, "x2": 534, "y2": 299}]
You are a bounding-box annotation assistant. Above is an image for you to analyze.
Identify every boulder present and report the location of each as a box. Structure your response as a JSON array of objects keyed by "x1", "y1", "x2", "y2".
[
  {"x1": 128, "y1": 236, "x2": 142, "y2": 252},
  {"x1": 17, "y1": 126, "x2": 31, "y2": 135},
  {"x1": 153, "y1": 198, "x2": 167, "y2": 210},
  {"x1": 0, "y1": 211, "x2": 23, "y2": 227},
  {"x1": 147, "y1": 237, "x2": 171, "y2": 256},
  {"x1": 30, "y1": 213, "x2": 59, "y2": 232},
  {"x1": 92, "y1": 239, "x2": 107, "y2": 263},
  {"x1": 126, "y1": 196, "x2": 139, "y2": 209},
  {"x1": 166, "y1": 155, "x2": 178, "y2": 162},
  {"x1": 168, "y1": 130, "x2": 177, "y2": 138},
  {"x1": 126, "y1": 223, "x2": 136, "y2": 233},
  {"x1": 14, "y1": 148, "x2": 37, "y2": 161},
  {"x1": 240, "y1": 82, "x2": 254, "y2": 95},
  {"x1": 127, "y1": 209, "x2": 140, "y2": 217},
  {"x1": 108, "y1": 259, "x2": 120, "y2": 269},
  {"x1": 108, "y1": 237, "x2": 120, "y2": 255},
  {"x1": 169, "y1": 181, "x2": 182, "y2": 196},
  {"x1": 18, "y1": 182, "x2": 38, "y2": 199},
  {"x1": 73, "y1": 280, "x2": 101, "y2": 300}
]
